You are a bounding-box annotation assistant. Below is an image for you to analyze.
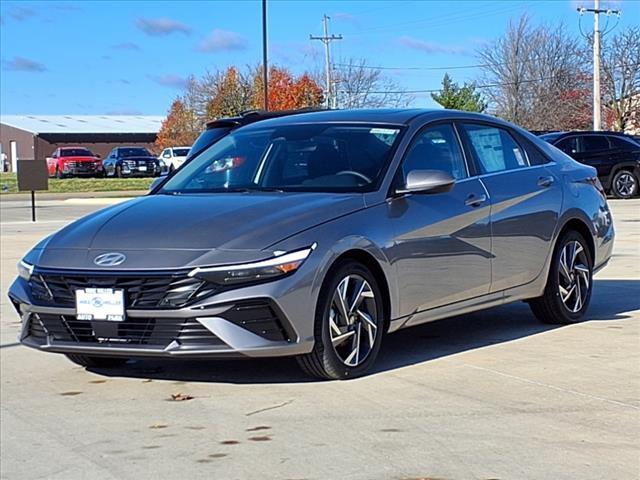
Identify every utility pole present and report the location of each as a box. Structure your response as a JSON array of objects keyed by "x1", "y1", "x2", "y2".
[
  {"x1": 310, "y1": 15, "x2": 342, "y2": 109},
  {"x1": 577, "y1": 0, "x2": 621, "y2": 131},
  {"x1": 262, "y1": 0, "x2": 268, "y2": 111}
]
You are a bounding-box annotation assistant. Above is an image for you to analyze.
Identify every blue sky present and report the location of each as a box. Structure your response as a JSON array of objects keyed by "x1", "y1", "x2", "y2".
[{"x1": 0, "y1": 0, "x2": 635, "y2": 115}]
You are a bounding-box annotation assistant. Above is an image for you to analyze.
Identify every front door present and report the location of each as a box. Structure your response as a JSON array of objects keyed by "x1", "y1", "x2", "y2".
[{"x1": 388, "y1": 122, "x2": 492, "y2": 317}]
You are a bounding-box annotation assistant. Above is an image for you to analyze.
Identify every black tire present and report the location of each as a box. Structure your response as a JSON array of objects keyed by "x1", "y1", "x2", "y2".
[
  {"x1": 529, "y1": 230, "x2": 593, "y2": 324},
  {"x1": 611, "y1": 169, "x2": 638, "y2": 199},
  {"x1": 297, "y1": 261, "x2": 385, "y2": 380},
  {"x1": 55, "y1": 167, "x2": 64, "y2": 179},
  {"x1": 65, "y1": 354, "x2": 128, "y2": 368},
  {"x1": 169, "y1": 164, "x2": 175, "y2": 174},
  {"x1": 115, "y1": 165, "x2": 124, "y2": 178}
]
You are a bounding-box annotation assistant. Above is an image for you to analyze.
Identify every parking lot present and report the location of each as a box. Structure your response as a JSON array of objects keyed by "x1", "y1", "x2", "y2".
[{"x1": 1, "y1": 197, "x2": 638, "y2": 480}]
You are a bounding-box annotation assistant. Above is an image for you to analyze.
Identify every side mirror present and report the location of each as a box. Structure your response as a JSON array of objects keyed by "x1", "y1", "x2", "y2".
[
  {"x1": 95, "y1": 154, "x2": 101, "y2": 159},
  {"x1": 396, "y1": 169, "x2": 455, "y2": 195}
]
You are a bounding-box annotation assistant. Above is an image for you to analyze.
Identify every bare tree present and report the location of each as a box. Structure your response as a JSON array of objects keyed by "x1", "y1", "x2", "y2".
[
  {"x1": 601, "y1": 26, "x2": 640, "y2": 132},
  {"x1": 477, "y1": 15, "x2": 591, "y2": 130},
  {"x1": 333, "y1": 58, "x2": 414, "y2": 109}
]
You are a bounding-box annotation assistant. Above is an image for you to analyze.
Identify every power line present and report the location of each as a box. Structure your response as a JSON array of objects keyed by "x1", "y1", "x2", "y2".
[
  {"x1": 337, "y1": 74, "x2": 598, "y2": 95},
  {"x1": 333, "y1": 60, "x2": 639, "y2": 73}
]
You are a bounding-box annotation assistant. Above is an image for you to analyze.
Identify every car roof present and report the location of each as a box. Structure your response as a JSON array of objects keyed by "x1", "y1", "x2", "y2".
[{"x1": 236, "y1": 108, "x2": 516, "y2": 131}]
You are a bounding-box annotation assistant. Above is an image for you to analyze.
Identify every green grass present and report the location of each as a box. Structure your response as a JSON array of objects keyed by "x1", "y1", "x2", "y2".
[{"x1": 0, "y1": 173, "x2": 154, "y2": 194}]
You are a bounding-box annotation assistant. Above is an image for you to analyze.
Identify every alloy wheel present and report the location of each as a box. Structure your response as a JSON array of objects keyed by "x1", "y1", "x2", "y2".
[
  {"x1": 557, "y1": 240, "x2": 590, "y2": 313},
  {"x1": 328, "y1": 274, "x2": 378, "y2": 367},
  {"x1": 614, "y1": 172, "x2": 636, "y2": 197}
]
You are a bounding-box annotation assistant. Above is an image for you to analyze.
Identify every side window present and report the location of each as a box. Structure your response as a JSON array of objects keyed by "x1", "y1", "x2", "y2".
[
  {"x1": 462, "y1": 124, "x2": 529, "y2": 173},
  {"x1": 607, "y1": 136, "x2": 632, "y2": 150},
  {"x1": 582, "y1": 135, "x2": 609, "y2": 151},
  {"x1": 402, "y1": 123, "x2": 467, "y2": 180},
  {"x1": 162, "y1": 149, "x2": 171, "y2": 158},
  {"x1": 514, "y1": 133, "x2": 550, "y2": 165},
  {"x1": 556, "y1": 137, "x2": 578, "y2": 155},
  {"x1": 51, "y1": 150, "x2": 58, "y2": 158}
]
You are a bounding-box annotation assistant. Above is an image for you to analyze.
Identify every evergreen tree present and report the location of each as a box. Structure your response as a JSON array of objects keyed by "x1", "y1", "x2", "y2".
[{"x1": 431, "y1": 74, "x2": 487, "y2": 112}]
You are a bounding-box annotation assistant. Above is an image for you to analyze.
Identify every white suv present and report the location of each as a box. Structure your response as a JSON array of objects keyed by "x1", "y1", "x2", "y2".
[{"x1": 159, "y1": 146, "x2": 190, "y2": 172}]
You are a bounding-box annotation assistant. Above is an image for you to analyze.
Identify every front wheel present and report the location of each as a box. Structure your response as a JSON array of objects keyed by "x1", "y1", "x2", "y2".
[
  {"x1": 55, "y1": 167, "x2": 64, "y2": 179},
  {"x1": 529, "y1": 231, "x2": 593, "y2": 324},
  {"x1": 115, "y1": 165, "x2": 124, "y2": 178},
  {"x1": 65, "y1": 354, "x2": 128, "y2": 368},
  {"x1": 611, "y1": 170, "x2": 638, "y2": 199},
  {"x1": 297, "y1": 261, "x2": 385, "y2": 380}
]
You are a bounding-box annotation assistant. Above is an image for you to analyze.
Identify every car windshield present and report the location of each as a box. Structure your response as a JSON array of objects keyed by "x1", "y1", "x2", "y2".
[
  {"x1": 60, "y1": 148, "x2": 94, "y2": 157},
  {"x1": 173, "y1": 148, "x2": 190, "y2": 157},
  {"x1": 540, "y1": 133, "x2": 562, "y2": 143},
  {"x1": 160, "y1": 123, "x2": 402, "y2": 194},
  {"x1": 120, "y1": 148, "x2": 151, "y2": 157}
]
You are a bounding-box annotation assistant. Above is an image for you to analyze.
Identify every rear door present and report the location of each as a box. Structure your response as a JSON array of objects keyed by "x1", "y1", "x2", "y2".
[{"x1": 459, "y1": 122, "x2": 563, "y2": 293}]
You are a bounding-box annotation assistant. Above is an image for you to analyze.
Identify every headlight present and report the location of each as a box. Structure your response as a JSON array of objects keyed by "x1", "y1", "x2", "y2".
[
  {"x1": 17, "y1": 259, "x2": 34, "y2": 281},
  {"x1": 188, "y1": 245, "x2": 316, "y2": 286}
]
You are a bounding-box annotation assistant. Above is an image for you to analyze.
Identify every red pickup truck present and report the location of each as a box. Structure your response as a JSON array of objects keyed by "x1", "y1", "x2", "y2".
[{"x1": 46, "y1": 147, "x2": 103, "y2": 178}]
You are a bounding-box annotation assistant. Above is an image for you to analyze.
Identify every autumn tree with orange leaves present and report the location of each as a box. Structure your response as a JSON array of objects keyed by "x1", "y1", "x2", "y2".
[
  {"x1": 157, "y1": 65, "x2": 323, "y2": 147},
  {"x1": 155, "y1": 99, "x2": 200, "y2": 152},
  {"x1": 253, "y1": 67, "x2": 323, "y2": 111}
]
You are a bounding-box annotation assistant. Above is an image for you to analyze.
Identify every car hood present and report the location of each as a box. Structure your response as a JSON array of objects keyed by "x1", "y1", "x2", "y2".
[
  {"x1": 120, "y1": 156, "x2": 157, "y2": 162},
  {"x1": 31, "y1": 193, "x2": 364, "y2": 270},
  {"x1": 61, "y1": 156, "x2": 98, "y2": 162}
]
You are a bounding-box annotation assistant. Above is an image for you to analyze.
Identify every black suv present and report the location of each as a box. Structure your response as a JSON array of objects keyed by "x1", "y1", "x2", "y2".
[
  {"x1": 540, "y1": 131, "x2": 640, "y2": 199},
  {"x1": 103, "y1": 147, "x2": 161, "y2": 178}
]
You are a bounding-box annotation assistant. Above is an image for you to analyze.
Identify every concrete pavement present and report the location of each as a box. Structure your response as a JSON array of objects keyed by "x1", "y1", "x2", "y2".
[{"x1": 1, "y1": 197, "x2": 638, "y2": 480}]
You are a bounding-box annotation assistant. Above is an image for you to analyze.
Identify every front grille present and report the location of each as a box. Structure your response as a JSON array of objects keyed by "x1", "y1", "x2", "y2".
[
  {"x1": 30, "y1": 271, "x2": 218, "y2": 309},
  {"x1": 31, "y1": 314, "x2": 225, "y2": 348}
]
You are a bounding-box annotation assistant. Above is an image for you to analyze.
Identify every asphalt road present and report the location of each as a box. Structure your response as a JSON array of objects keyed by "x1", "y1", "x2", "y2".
[{"x1": 1, "y1": 196, "x2": 638, "y2": 480}]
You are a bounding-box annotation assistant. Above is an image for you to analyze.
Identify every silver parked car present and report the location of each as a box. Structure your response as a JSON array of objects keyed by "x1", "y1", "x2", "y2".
[{"x1": 9, "y1": 109, "x2": 614, "y2": 379}]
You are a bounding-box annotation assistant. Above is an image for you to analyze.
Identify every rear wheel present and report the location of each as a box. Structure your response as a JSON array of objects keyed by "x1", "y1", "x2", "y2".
[
  {"x1": 611, "y1": 170, "x2": 638, "y2": 199},
  {"x1": 529, "y1": 231, "x2": 593, "y2": 324},
  {"x1": 297, "y1": 261, "x2": 385, "y2": 380},
  {"x1": 65, "y1": 354, "x2": 128, "y2": 368}
]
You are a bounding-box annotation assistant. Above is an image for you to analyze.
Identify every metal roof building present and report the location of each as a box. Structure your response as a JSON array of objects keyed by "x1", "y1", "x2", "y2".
[{"x1": 0, "y1": 115, "x2": 163, "y2": 172}]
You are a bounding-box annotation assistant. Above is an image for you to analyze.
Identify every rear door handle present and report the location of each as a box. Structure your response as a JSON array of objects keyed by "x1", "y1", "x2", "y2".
[
  {"x1": 465, "y1": 193, "x2": 487, "y2": 207},
  {"x1": 538, "y1": 176, "x2": 555, "y2": 187}
]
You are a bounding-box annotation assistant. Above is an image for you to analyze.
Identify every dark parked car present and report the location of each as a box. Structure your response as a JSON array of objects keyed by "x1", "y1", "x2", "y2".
[
  {"x1": 103, "y1": 147, "x2": 161, "y2": 178},
  {"x1": 10, "y1": 109, "x2": 614, "y2": 380},
  {"x1": 46, "y1": 147, "x2": 102, "y2": 179},
  {"x1": 540, "y1": 131, "x2": 640, "y2": 199}
]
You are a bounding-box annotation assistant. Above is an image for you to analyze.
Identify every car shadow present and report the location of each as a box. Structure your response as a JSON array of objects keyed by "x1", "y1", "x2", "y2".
[{"x1": 94, "y1": 279, "x2": 639, "y2": 384}]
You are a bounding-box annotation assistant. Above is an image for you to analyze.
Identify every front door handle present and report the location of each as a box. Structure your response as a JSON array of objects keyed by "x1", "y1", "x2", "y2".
[
  {"x1": 538, "y1": 176, "x2": 555, "y2": 188},
  {"x1": 465, "y1": 193, "x2": 487, "y2": 207}
]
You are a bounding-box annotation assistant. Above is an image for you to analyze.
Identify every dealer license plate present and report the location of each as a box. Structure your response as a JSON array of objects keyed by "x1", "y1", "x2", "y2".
[{"x1": 76, "y1": 288, "x2": 125, "y2": 321}]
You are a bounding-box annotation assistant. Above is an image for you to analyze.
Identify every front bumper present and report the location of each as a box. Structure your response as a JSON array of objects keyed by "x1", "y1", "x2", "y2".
[
  {"x1": 63, "y1": 163, "x2": 103, "y2": 175},
  {"x1": 8, "y1": 271, "x2": 316, "y2": 359}
]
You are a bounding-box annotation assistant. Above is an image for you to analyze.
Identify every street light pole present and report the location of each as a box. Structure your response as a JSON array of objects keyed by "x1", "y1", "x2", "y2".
[
  {"x1": 262, "y1": 0, "x2": 268, "y2": 111},
  {"x1": 593, "y1": 0, "x2": 601, "y2": 130}
]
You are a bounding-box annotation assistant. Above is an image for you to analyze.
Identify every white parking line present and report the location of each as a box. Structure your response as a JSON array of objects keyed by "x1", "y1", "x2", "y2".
[{"x1": 465, "y1": 364, "x2": 639, "y2": 410}]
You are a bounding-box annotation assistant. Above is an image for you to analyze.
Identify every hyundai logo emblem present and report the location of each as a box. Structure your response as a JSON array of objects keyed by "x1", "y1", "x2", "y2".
[{"x1": 94, "y1": 252, "x2": 126, "y2": 267}]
